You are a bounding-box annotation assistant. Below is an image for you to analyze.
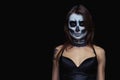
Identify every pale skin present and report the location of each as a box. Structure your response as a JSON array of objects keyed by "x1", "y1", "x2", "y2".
[{"x1": 52, "y1": 45, "x2": 105, "y2": 80}]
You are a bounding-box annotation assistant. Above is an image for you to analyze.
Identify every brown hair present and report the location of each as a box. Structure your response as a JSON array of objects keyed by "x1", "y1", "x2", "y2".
[{"x1": 56, "y1": 4, "x2": 95, "y2": 61}]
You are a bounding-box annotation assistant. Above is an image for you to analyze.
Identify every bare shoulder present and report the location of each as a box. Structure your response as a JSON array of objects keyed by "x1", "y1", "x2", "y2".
[
  {"x1": 55, "y1": 45, "x2": 63, "y2": 51},
  {"x1": 93, "y1": 45, "x2": 105, "y2": 61},
  {"x1": 93, "y1": 45, "x2": 105, "y2": 54},
  {"x1": 53, "y1": 44, "x2": 63, "y2": 59}
]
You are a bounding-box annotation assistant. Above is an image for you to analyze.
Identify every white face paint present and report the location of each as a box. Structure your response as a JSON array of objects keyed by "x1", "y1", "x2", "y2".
[{"x1": 68, "y1": 13, "x2": 87, "y2": 40}]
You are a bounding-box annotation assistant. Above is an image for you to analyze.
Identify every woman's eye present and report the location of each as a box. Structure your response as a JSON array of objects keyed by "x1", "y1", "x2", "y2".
[
  {"x1": 79, "y1": 21, "x2": 84, "y2": 26},
  {"x1": 70, "y1": 21, "x2": 76, "y2": 27}
]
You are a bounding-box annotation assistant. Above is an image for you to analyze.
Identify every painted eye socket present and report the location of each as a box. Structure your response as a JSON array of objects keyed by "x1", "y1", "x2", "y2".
[
  {"x1": 79, "y1": 21, "x2": 84, "y2": 26},
  {"x1": 69, "y1": 21, "x2": 76, "y2": 27}
]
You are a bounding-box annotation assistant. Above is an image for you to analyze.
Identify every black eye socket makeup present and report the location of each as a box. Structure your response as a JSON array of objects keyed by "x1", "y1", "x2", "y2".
[
  {"x1": 79, "y1": 21, "x2": 84, "y2": 26},
  {"x1": 69, "y1": 21, "x2": 85, "y2": 27},
  {"x1": 69, "y1": 21, "x2": 77, "y2": 27}
]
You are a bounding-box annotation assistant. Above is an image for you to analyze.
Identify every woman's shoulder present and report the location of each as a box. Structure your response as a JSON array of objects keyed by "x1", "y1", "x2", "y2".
[
  {"x1": 55, "y1": 44, "x2": 63, "y2": 50},
  {"x1": 53, "y1": 44, "x2": 63, "y2": 59},
  {"x1": 93, "y1": 45, "x2": 105, "y2": 60},
  {"x1": 93, "y1": 45, "x2": 105, "y2": 52}
]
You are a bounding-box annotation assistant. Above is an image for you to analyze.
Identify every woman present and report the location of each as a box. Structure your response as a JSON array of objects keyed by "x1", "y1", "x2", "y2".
[{"x1": 52, "y1": 4, "x2": 106, "y2": 80}]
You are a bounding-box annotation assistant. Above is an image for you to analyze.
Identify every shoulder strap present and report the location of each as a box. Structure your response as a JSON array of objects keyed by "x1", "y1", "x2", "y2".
[
  {"x1": 59, "y1": 48, "x2": 65, "y2": 57},
  {"x1": 57, "y1": 46, "x2": 66, "y2": 61},
  {"x1": 92, "y1": 45, "x2": 97, "y2": 56}
]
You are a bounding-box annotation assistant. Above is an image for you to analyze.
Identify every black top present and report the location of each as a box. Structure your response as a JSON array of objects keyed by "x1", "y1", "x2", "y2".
[{"x1": 59, "y1": 47, "x2": 98, "y2": 80}]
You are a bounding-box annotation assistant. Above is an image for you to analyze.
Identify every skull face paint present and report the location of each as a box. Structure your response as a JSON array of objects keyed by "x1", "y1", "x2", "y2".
[{"x1": 68, "y1": 13, "x2": 87, "y2": 40}]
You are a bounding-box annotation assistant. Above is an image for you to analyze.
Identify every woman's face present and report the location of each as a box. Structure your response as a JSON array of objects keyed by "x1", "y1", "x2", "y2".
[{"x1": 68, "y1": 13, "x2": 87, "y2": 40}]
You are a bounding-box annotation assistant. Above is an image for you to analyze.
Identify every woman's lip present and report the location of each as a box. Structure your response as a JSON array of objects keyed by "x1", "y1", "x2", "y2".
[{"x1": 74, "y1": 33, "x2": 81, "y2": 37}]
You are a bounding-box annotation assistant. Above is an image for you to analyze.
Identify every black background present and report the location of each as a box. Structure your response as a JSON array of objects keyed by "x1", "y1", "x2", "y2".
[{"x1": 6, "y1": 0, "x2": 120, "y2": 80}]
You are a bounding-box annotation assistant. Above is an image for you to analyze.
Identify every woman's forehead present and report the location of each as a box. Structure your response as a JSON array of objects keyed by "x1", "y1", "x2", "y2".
[{"x1": 69, "y1": 13, "x2": 84, "y2": 21}]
